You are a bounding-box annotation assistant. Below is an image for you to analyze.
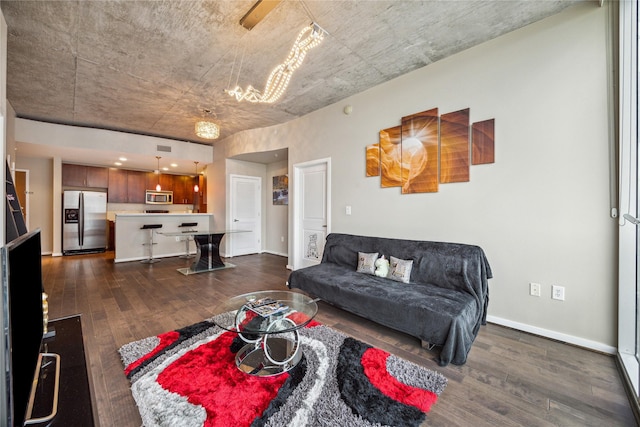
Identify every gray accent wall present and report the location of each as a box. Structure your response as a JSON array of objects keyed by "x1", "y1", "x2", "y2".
[{"x1": 213, "y1": 4, "x2": 616, "y2": 349}]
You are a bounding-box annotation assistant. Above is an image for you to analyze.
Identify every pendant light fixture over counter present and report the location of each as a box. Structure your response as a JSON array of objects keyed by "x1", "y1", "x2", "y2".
[
  {"x1": 155, "y1": 156, "x2": 162, "y2": 191},
  {"x1": 193, "y1": 161, "x2": 200, "y2": 193}
]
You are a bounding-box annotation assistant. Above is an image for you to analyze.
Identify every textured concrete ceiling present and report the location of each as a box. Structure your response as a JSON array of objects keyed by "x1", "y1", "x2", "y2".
[{"x1": 1, "y1": 0, "x2": 589, "y2": 148}]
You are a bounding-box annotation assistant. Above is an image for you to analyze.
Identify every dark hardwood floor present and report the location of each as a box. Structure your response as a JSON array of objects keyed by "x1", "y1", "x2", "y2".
[{"x1": 41, "y1": 251, "x2": 636, "y2": 426}]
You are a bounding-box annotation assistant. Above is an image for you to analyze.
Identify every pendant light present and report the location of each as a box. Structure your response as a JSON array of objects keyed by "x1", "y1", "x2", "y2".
[
  {"x1": 195, "y1": 109, "x2": 220, "y2": 140},
  {"x1": 193, "y1": 161, "x2": 200, "y2": 193},
  {"x1": 155, "y1": 156, "x2": 162, "y2": 191}
]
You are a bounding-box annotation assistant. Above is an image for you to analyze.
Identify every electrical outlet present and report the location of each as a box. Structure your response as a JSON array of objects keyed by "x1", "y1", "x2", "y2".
[
  {"x1": 552, "y1": 285, "x2": 565, "y2": 301},
  {"x1": 529, "y1": 282, "x2": 541, "y2": 297}
]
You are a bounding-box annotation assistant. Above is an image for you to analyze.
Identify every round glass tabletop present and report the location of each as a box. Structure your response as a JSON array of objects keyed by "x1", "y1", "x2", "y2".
[{"x1": 212, "y1": 290, "x2": 318, "y2": 335}]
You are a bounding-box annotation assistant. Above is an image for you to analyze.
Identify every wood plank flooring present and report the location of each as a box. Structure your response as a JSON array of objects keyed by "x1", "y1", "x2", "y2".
[{"x1": 41, "y1": 252, "x2": 637, "y2": 426}]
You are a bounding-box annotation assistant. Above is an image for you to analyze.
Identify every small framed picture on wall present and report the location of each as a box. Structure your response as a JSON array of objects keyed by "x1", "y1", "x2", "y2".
[{"x1": 273, "y1": 175, "x2": 288, "y2": 205}]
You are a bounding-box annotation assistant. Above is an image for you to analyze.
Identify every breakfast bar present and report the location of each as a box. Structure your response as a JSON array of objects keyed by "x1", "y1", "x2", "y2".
[{"x1": 113, "y1": 213, "x2": 214, "y2": 263}]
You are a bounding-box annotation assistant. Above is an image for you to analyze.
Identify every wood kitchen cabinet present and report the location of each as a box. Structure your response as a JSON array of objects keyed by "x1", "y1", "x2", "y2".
[
  {"x1": 146, "y1": 172, "x2": 174, "y2": 192},
  {"x1": 63, "y1": 164, "x2": 109, "y2": 188},
  {"x1": 197, "y1": 175, "x2": 207, "y2": 213},
  {"x1": 173, "y1": 175, "x2": 196, "y2": 205},
  {"x1": 107, "y1": 168, "x2": 128, "y2": 202},
  {"x1": 108, "y1": 169, "x2": 150, "y2": 203},
  {"x1": 67, "y1": 162, "x2": 200, "y2": 205},
  {"x1": 127, "y1": 170, "x2": 147, "y2": 203}
]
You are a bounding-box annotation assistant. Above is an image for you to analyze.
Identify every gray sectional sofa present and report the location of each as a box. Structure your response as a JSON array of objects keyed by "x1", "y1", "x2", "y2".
[{"x1": 287, "y1": 233, "x2": 492, "y2": 366}]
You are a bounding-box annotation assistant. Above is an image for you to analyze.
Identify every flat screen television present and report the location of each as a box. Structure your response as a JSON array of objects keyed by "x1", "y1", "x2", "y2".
[{"x1": 0, "y1": 228, "x2": 46, "y2": 426}]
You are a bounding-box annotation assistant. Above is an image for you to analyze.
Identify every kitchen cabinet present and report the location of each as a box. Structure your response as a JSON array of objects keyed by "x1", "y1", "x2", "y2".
[
  {"x1": 173, "y1": 175, "x2": 196, "y2": 205},
  {"x1": 108, "y1": 169, "x2": 149, "y2": 203},
  {"x1": 146, "y1": 172, "x2": 173, "y2": 192},
  {"x1": 127, "y1": 170, "x2": 147, "y2": 203},
  {"x1": 63, "y1": 164, "x2": 108, "y2": 188},
  {"x1": 107, "y1": 168, "x2": 128, "y2": 202},
  {"x1": 197, "y1": 175, "x2": 207, "y2": 213},
  {"x1": 68, "y1": 162, "x2": 200, "y2": 205}
]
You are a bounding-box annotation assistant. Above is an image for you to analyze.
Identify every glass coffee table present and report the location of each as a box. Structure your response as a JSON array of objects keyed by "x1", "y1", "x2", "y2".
[{"x1": 213, "y1": 290, "x2": 318, "y2": 377}]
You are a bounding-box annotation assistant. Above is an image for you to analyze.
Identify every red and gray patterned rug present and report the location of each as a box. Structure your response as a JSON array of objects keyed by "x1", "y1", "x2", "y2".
[{"x1": 119, "y1": 312, "x2": 447, "y2": 427}]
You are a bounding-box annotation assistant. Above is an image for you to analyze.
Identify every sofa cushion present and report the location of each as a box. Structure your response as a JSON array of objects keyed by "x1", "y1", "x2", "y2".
[
  {"x1": 388, "y1": 256, "x2": 413, "y2": 283},
  {"x1": 356, "y1": 252, "x2": 378, "y2": 275}
]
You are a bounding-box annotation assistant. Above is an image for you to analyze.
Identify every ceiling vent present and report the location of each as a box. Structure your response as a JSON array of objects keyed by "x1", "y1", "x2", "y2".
[{"x1": 157, "y1": 145, "x2": 172, "y2": 153}]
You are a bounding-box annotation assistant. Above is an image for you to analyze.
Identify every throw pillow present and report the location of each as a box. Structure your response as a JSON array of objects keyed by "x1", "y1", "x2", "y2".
[
  {"x1": 356, "y1": 252, "x2": 378, "y2": 275},
  {"x1": 388, "y1": 256, "x2": 413, "y2": 283}
]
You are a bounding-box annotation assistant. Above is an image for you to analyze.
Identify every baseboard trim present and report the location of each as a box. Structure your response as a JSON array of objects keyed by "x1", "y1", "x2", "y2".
[
  {"x1": 262, "y1": 250, "x2": 288, "y2": 257},
  {"x1": 486, "y1": 315, "x2": 616, "y2": 355}
]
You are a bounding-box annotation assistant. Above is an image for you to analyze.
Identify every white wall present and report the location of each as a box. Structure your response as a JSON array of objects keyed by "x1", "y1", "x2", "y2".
[
  {"x1": 214, "y1": 4, "x2": 616, "y2": 349},
  {"x1": 14, "y1": 156, "x2": 53, "y2": 252},
  {"x1": 265, "y1": 160, "x2": 288, "y2": 256},
  {"x1": 15, "y1": 119, "x2": 213, "y2": 165},
  {"x1": 5, "y1": 102, "x2": 15, "y2": 165}
]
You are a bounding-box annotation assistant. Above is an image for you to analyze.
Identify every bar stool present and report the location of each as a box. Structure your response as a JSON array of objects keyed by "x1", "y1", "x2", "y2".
[
  {"x1": 140, "y1": 224, "x2": 163, "y2": 264},
  {"x1": 178, "y1": 222, "x2": 198, "y2": 259}
]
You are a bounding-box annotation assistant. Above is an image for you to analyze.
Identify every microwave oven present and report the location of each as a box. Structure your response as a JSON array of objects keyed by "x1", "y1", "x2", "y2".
[{"x1": 146, "y1": 190, "x2": 173, "y2": 204}]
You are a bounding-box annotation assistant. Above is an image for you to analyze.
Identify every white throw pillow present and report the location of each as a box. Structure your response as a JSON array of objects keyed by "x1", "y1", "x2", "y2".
[
  {"x1": 388, "y1": 256, "x2": 413, "y2": 283},
  {"x1": 356, "y1": 252, "x2": 379, "y2": 275}
]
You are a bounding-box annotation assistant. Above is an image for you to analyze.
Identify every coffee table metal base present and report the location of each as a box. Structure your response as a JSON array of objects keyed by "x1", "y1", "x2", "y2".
[{"x1": 236, "y1": 337, "x2": 301, "y2": 377}]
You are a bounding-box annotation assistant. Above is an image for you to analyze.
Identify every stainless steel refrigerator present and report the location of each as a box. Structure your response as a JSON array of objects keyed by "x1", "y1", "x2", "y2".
[{"x1": 63, "y1": 190, "x2": 107, "y2": 255}]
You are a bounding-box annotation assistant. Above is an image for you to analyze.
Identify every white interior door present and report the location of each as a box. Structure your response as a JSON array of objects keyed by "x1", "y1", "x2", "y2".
[
  {"x1": 293, "y1": 158, "x2": 330, "y2": 269},
  {"x1": 229, "y1": 175, "x2": 261, "y2": 256}
]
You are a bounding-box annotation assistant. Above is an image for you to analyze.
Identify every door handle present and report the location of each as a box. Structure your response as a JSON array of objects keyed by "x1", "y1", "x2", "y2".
[{"x1": 234, "y1": 219, "x2": 239, "y2": 222}]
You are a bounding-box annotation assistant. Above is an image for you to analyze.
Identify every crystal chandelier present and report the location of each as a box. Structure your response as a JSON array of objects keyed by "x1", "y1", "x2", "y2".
[
  {"x1": 226, "y1": 22, "x2": 325, "y2": 104},
  {"x1": 195, "y1": 108, "x2": 220, "y2": 139},
  {"x1": 195, "y1": 121, "x2": 220, "y2": 140}
]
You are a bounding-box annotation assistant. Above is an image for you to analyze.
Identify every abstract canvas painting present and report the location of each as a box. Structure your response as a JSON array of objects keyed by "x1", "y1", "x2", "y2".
[
  {"x1": 379, "y1": 126, "x2": 402, "y2": 188},
  {"x1": 472, "y1": 119, "x2": 495, "y2": 165},
  {"x1": 366, "y1": 143, "x2": 380, "y2": 176},
  {"x1": 440, "y1": 108, "x2": 470, "y2": 184},
  {"x1": 400, "y1": 108, "x2": 439, "y2": 194}
]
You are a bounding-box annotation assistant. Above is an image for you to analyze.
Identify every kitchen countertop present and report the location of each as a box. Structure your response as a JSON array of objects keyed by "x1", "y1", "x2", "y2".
[{"x1": 115, "y1": 212, "x2": 212, "y2": 217}]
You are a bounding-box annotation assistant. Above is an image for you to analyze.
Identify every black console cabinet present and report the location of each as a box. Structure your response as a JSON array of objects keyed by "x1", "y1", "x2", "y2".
[{"x1": 30, "y1": 315, "x2": 97, "y2": 426}]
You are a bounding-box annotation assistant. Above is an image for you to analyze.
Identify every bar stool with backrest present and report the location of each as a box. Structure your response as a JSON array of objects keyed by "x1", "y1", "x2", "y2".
[
  {"x1": 140, "y1": 224, "x2": 163, "y2": 263},
  {"x1": 178, "y1": 222, "x2": 198, "y2": 259}
]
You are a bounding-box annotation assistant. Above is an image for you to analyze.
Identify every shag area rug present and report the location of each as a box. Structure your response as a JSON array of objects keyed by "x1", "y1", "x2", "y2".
[{"x1": 119, "y1": 312, "x2": 447, "y2": 427}]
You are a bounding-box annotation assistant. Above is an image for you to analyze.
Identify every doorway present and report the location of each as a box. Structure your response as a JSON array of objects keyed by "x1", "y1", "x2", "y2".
[
  {"x1": 228, "y1": 174, "x2": 262, "y2": 256},
  {"x1": 292, "y1": 158, "x2": 331, "y2": 270},
  {"x1": 14, "y1": 169, "x2": 29, "y2": 229}
]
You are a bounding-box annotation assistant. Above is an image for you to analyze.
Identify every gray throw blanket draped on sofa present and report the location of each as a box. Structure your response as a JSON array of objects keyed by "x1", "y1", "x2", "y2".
[{"x1": 287, "y1": 233, "x2": 492, "y2": 366}]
